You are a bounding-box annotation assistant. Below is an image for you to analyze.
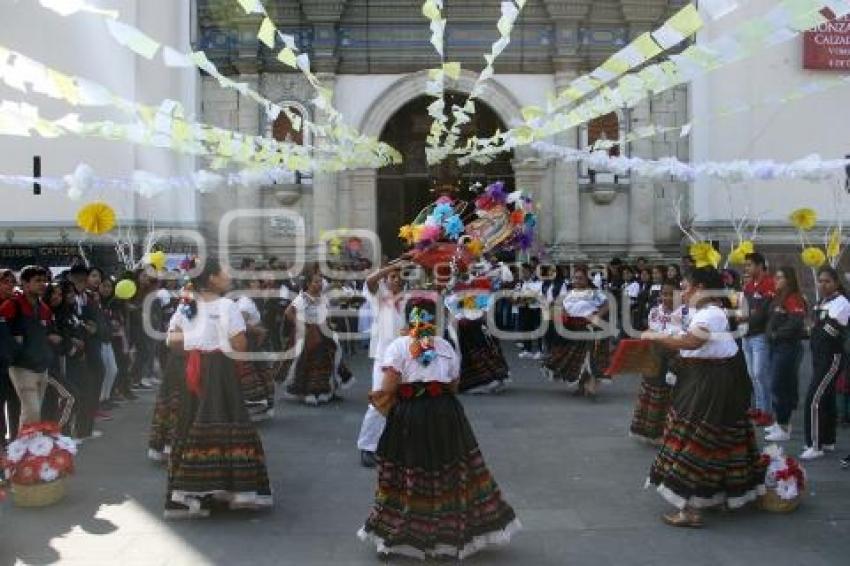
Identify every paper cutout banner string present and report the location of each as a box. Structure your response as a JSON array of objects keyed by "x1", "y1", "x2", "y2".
[
  {"x1": 428, "y1": 0, "x2": 527, "y2": 165},
  {"x1": 459, "y1": 0, "x2": 841, "y2": 165}
]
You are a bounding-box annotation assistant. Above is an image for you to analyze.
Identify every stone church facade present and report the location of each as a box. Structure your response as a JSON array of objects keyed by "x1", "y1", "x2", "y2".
[{"x1": 197, "y1": 0, "x2": 693, "y2": 264}]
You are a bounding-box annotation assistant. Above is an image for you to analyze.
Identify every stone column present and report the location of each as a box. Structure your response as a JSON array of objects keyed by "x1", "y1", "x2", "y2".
[
  {"x1": 551, "y1": 65, "x2": 583, "y2": 261},
  {"x1": 628, "y1": 98, "x2": 658, "y2": 257},
  {"x1": 310, "y1": 73, "x2": 339, "y2": 247}
]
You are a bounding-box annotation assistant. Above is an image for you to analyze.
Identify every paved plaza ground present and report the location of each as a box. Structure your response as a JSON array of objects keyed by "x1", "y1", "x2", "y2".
[{"x1": 2, "y1": 347, "x2": 849, "y2": 566}]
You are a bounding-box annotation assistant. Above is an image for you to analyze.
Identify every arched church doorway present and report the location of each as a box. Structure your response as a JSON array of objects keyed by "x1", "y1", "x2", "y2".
[{"x1": 376, "y1": 93, "x2": 514, "y2": 259}]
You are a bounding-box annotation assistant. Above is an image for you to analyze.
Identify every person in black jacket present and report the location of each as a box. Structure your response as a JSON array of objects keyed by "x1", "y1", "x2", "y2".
[
  {"x1": 801, "y1": 267, "x2": 850, "y2": 461},
  {"x1": 0, "y1": 268, "x2": 21, "y2": 445},
  {"x1": 53, "y1": 280, "x2": 94, "y2": 439},
  {"x1": 0, "y1": 265, "x2": 60, "y2": 426},
  {"x1": 764, "y1": 267, "x2": 807, "y2": 443}
]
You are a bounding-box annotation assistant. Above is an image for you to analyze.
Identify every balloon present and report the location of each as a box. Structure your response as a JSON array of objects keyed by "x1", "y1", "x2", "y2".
[
  {"x1": 115, "y1": 279, "x2": 137, "y2": 300},
  {"x1": 147, "y1": 250, "x2": 167, "y2": 271}
]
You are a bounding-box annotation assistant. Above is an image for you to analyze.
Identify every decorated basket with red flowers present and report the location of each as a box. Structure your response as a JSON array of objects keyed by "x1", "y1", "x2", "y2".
[
  {"x1": 399, "y1": 197, "x2": 473, "y2": 271},
  {"x1": 2, "y1": 422, "x2": 76, "y2": 507},
  {"x1": 758, "y1": 444, "x2": 806, "y2": 513}
]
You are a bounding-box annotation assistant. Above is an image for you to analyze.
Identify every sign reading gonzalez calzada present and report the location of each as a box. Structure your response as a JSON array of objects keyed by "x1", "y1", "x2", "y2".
[{"x1": 804, "y1": 13, "x2": 850, "y2": 70}]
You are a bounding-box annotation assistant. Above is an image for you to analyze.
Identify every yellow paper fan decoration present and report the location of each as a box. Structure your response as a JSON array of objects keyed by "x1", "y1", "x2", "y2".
[
  {"x1": 789, "y1": 208, "x2": 817, "y2": 231},
  {"x1": 728, "y1": 248, "x2": 747, "y2": 266},
  {"x1": 801, "y1": 247, "x2": 826, "y2": 268},
  {"x1": 738, "y1": 240, "x2": 755, "y2": 254},
  {"x1": 76, "y1": 201, "x2": 116, "y2": 235},
  {"x1": 689, "y1": 241, "x2": 721, "y2": 269},
  {"x1": 827, "y1": 229, "x2": 842, "y2": 259}
]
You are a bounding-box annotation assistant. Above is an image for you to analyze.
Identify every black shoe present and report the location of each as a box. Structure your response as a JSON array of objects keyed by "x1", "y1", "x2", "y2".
[
  {"x1": 841, "y1": 454, "x2": 850, "y2": 469},
  {"x1": 360, "y1": 450, "x2": 377, "y2": 468}
]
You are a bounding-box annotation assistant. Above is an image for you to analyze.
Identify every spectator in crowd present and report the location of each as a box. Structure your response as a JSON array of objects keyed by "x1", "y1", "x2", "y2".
[
  {"x1": 741, "y1": 252, "x2": 776, "y2": 427},
  {"x1": 0, "y1": 268, "x2": 21, "y2": 444}
]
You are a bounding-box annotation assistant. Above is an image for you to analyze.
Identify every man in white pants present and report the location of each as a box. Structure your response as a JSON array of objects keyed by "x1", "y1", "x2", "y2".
[{"x1": 356, "y1": 261, "x2": 406, "y2": 467}]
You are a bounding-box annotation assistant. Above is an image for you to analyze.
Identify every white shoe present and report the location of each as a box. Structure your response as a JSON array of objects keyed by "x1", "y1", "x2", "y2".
[
  {"x1": 532, "y1": 352, "x2": 543, "y2": 360},
  {"x1": 518, "y1": 351, "x2": 531, "y2": 359},
  {"x1": 764, "y1": 424, "x2": 782, "y2": 435},
  {"x1": 800, "y1": 446, "x2": 825, "y2": 460},
  {"x1": 304, "y1": 395, "x2": 319, "y2": 406},
  {"x1": 141, "y1": 377, "x2": 156, "y2": 388},
  {"x1": 823, "y1": 444, "x2": 836, "y2": 452},
  {"x1": 765, "y1": 428, "x2": 791, "y2": 442}
]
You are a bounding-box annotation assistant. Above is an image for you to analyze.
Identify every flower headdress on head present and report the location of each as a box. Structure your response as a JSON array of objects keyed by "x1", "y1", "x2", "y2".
[
  {"x1": 407, "y1": 304, "x2": 437, "y2": 366},
  {"x1": 398, "y1": 196, "x2": 466, "y2": 250},
  {"x1": 671, "y1": 196, "x2": 722, "y2": 269},
  {"x1": 466, "y1": 181, "x2": 537, "y2": 254}
]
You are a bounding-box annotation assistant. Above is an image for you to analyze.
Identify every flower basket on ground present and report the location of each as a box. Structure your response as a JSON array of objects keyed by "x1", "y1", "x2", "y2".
[
  {"x1": 2, "y1": 422, "x2": 76, "y2": 508},
  {"x1": 758, "y1": 444, "x2": 805, "y2": 513}
]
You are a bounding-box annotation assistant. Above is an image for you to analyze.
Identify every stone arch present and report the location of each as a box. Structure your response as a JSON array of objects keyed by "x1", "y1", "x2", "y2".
[{"x1": 344, "y1": 70, "x2": 543, "y2": 237}]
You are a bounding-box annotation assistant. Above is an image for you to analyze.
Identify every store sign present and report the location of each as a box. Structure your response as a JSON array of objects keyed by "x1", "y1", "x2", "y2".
[{"x1": 804, "y1": 14, "x2": 850, "y2": 70}]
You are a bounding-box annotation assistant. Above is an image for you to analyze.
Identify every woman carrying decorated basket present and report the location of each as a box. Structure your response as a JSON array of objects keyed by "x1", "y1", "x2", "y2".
[
  {"x1": 642, "y1": 266, "x2": 766, "y2": 528},
  {"x1": 358, "y1": 298, "x2": 520, "y2": 559},
  {"x1": 163, "y1": 259, "x2": 272, "y2": 519},
  {"x1": 629, "y1": 279, "x2": 686, "y2": 444}
]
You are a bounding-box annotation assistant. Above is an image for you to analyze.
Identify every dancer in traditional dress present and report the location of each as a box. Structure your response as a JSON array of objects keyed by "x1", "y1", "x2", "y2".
[
  {"x1": 163, "y1": 260, "x2": 272, "y2": 519},
  {"x1": 542, "y1": 266, "x2": 610, "y2": 398},
  {"x1": 629, "y1": 279, "x2": 686, "y2": 444},
  {"x1": 445, "y1": 278, "x2": 510, "y2": 394},
  {"x1": 234, "y1": 279, "x2": 275, "y2": 421},
  {"x1": 356, "y1": 261, "x2": 406, "y2": 467},
  {"x1": 279, "y1": 268, "x2": 351, "y2": 406},
  {"x1": 358, "y1": 298, "x2": 520, "y2": 559},
  {"x1": 643, "y1": 267, "x2": 765, "y2": 527}
]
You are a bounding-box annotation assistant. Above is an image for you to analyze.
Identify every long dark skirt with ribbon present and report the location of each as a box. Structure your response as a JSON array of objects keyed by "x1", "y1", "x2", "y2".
[
  {"x1": 166, "y1": 351, "x2": 272, "y2": 512},
  {"x1": 278, "y1": 324, "x2": 351, "y2": 404},
  {"x1": 544, "y1": 319, "x2": 610, "y2": 383},
  {"x1": 648, "y1": 353, "x2": 766, "y2": 510},
  {"x1": 358, "y1": 382, "x2": 520, "y2": 559},
  {"x1": 148, "y1": 351, "x2": 186, "y2": 460},
  {"x1": 456, "y1": 318, "x2": 510, "y2": 393},
  {"x1": 629, "y1": 346, "x2": 672, "y2": 443}
]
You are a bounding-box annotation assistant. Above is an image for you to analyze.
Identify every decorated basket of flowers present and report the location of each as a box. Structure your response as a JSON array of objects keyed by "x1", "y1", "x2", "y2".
[
  {"x1": 466, "y1": 181, "x2": 537, "y2": 254},
  {"x1": 2, "y1": 422, "x2": 76, "y2": 507},
  {"x1": 758, "y1": 444, "x2": 806, "y2": 513},
  {"x1": 399, "y1": 196, "x2": 473, "y2": 270}
]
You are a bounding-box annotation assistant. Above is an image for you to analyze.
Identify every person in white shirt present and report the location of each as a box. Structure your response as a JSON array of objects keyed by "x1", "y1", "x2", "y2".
[
  {"x1": 641, "y1": 266, "x2": 765, "y2": 529},
  {"x1": 163, "y1": 259, "x2": 272, "y2": 519},
  {"x1": 516, "y1": 264, "x2": 544, "y2": 359},
  {"x1": 542, "y1": 266, "x2": 610, "y2": 398},
  {"x1": 629, "y1": 279, "x2": 686, "y2": 444},
  {"x1": 355, "y1": 260, "x2": 407, "y2": 467},
  {"x1": 357, "y1": 298, "x2": 520, "y2": 559}
]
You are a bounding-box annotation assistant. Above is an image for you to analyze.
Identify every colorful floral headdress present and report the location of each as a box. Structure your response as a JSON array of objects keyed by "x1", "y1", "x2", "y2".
[
  {"x1": 399, "y1": 196, "x2": 467, "y2": 250},
  {"x1": 467, "y1": 181, "x2": 537, "y2": 253}
]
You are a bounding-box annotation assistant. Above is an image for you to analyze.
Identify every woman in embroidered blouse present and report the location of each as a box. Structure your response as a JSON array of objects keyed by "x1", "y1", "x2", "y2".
[
  {"x1": 642, "y1": 267, "x2": 765, "y2": 528},
  {"x1": 278, "y1": 267, "x2": 351, "y2": 406},
  {"x1": 629, "y1": 279, "x2": 686, "y2": 444},
  {"x1": 542, "y1": 266, "x2": 610, "y2": 398},
  {"x1": 164, "y1": 259, "x2": 272, "y2": 519},
  {"x1": 358, "y1": 299, "x2": 520, "y2": 560}
]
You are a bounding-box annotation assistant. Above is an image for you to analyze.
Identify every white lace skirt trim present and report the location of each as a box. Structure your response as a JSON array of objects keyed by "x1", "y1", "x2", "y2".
[{"x1": 357, "y1": 518, "x2": 522, "y2": 560}]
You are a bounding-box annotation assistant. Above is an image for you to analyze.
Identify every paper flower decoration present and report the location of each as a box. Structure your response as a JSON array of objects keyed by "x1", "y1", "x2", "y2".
[
  {"x1": 827, "y1": 229, "x2": 842, "y2": 259},
  {"x1": 728, "y1": 248, "x2": 746, "y2": 265},
  {"x1": 690, "y1": 241, "x2": 721, "y2": 269},
  {"x1": 146, "y1": 250, "x2": 167, "y2": 271},
  {"x1": 801, "y1": 247, "x2": 826, "y2": 268},
  {"x1": 462, "y1": 295, "x2": 477, "y2": 310},
  {"x1": 466, "y1": 239, "x2": 484, "y2": 257},
  {"x1": 738, "y1": 240, "x2": 755, "y2": 254},
  {"x1": 76, "y1": 201, "x2": 116, "y2": 235},
  {"x1": 399, "y1": 224, "x2": 416, "y2": 244},
  {"x1": 444, "y1": 214, "x2": 464, "y2": 240},
  {"x1": 510, "y1": 210, "x2": 525, "y2": 225},
  {"x1": 789, "y1": 208, "x2": 817, "y2": 231}
]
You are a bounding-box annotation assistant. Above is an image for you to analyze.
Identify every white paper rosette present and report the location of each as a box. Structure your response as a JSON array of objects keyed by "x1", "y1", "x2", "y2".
[
  {"x1": 27, "y1": 435, "x2": 54, "y2": 457},
  {"x1": 5, "y1": 439, "x2": 27, "y2": 463},
  {"x1": 39, "y1": 462, "x2": 60, "y2": 483}
]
